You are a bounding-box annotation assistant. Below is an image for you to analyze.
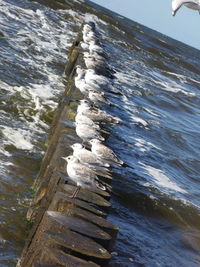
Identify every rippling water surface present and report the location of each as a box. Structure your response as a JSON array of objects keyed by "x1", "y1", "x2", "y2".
[{"x1": 0, "y1": 0, "x2": 200, "y2": 266}]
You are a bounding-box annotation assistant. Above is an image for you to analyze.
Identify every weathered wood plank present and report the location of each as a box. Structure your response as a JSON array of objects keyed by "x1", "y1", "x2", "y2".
[
  {"x1": 34, "y1": 247, "x2": 99, "y2": 267},
  {"x1": 49, "y1": 191, "x2": 107, "y2": 217},
  {"x1": 45, "y1": 230, "x2": 110, "y2": 259},
  {"x1": 46, "y1": 211, "x2": 111, "y2": 241},
  {"x1": 58, "y1": 206, "x2": 118, "y2": 237},
  {"x1": 61, "y1": 184, "x2": 111, "y2": 208}
]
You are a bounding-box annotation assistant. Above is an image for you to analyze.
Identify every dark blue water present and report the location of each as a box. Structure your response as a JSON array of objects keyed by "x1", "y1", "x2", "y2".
[{"x1": 0, "y1": 0, "x2": 200, "y2": 266}]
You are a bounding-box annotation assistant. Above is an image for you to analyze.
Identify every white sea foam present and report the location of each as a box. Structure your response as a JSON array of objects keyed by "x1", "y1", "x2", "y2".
[
  {"x1": 63, "y1": 9, "x2": 81, "y2": 18},
  {"x1": 131, "y1": 115, "x2": 148, "y2": 127},
  {"x1": 0, "y1": 1, "x2": 81, "y2": 173},
  {"x1": 165, "y1": 71, "x2": 187, "y2": 82},
  {"x1": 141, "y1": 163, "x2": 187, "y2": 194},
  {"x1": 134, "y1": 138, "x2": 161, "y2": 153},
  {"x1": 84, "y1": 13, "x2": 108, "y2": 26},
  {"x1": 2, "y1": 126, "x2": 34, "y2": 150},
  {"x1": 150, "y1": 71, "x2": 196, "y2": 97},
  {"x1": 143, "y1": 107, "x2": 161, "y2": 118}
]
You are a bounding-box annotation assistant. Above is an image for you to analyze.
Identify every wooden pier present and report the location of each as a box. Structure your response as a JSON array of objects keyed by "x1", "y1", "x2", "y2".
[{"x1": 17, "y1": 33, "x2": 119, "y2": 267}]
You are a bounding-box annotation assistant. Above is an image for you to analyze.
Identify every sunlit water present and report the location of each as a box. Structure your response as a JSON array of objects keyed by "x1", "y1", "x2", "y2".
[{"x1": 0, "y1": 0, "x2": 200, "y2": 266}]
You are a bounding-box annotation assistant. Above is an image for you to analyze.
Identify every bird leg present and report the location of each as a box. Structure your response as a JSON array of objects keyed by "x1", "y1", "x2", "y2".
[{"x1": 69, "y1": 185, "x2": 81, "y2": 199}]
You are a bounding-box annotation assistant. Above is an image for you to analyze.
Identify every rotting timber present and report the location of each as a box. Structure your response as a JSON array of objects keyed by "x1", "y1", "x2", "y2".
[{"x1": 17, "y1": 32, "x2": 119, "y2": 267}]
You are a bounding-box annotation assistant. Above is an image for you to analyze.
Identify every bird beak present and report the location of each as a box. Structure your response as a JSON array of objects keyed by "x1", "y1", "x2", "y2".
[
  {"x1": 61, "y1": 157, "x2": 68, "y2": 161},
  {"x1": 172, "y1": 9, "x2": 176, "y2": 16}
]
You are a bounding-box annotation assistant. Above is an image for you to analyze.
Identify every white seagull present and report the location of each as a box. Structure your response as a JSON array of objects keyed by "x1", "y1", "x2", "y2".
[
  {"x1": 74, "y1": 76, "x2": 89, "y2": 96},
  {"x1": 88, "y1": 91, "x2": 110, "y2": 106},
  {"x1": 75, "y1": 66, "x2": 104, "y2": 94},
  {"x1": 82, "y1": 25, "x2": 93, "y2": 36},
  {"x1": 74, "y1": 66, "x2": 86, "y2": 94},
  {"x1": 76, "y1": 99, "x2": 94, "y2": 114},
  {"x1": 75, "y1": 112, "x2": 101, "y2": 130},
  {"x1": 80, "y1": 41, "x2": 89, "y2": 52},
  {"x1": 172, "y1": 0, "x2": 200, "y2": 16},
  {"x1": 84, "y1": 51, "x2": 106, "y2": 62},
  {"x1": 83, "y1": 53, "x2": 106, "y2": 70},
  {"x1": 71, "y1": 144, "x2": 112, "y2": 179},
  {"x1": 75, "y1": 123, "x2": 105, "y2": 142},
  {"x1": 84, "y1": 69, "x2": 110, "y2": 87},
  {"x1": 77, "y1": 100, "x2": 120, "y2": 124},
  {"x1": 83, "y1": 31, "x2": 99, "y2": 44},
  {"x1": 62, "y1": 155, "x2": 107, "y2": 198},
  {"x1": 90, "y1": 139, "x2": 124, "y2": 166},
  {"x1": 89, "y1": 40, "x2": 107, "y2": 58},
  {"x1": 75, "y1": 112, "x2": 100, "y2": 130},
  {"x1": 75, "y1": 77, "x2": 102, "y2": 95},
  {"x1": 71, "y1": 143, "x2": 110, "y2": 167}
]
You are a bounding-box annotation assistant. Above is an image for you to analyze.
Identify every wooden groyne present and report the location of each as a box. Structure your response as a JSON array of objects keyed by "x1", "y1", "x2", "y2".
[{"x1": 17, "y1": 28, "x2": 119, "y2": 267}]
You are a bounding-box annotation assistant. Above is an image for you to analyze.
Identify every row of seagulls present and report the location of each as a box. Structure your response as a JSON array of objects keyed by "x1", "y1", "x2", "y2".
[
  {"x1": 62, "y1": 21, "x2": 123, "y2": 198},
  {"x1": 81, "y1": 22, "x2": 114, "y2": 78}
]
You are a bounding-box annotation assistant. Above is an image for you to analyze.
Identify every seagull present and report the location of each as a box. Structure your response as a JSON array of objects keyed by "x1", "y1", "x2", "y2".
[
  {"x1": 77, "y1": 99, "x2": 94, "y2": 114},
  {"x1": 84, "y1": 69, "x2": 110, "y2": 87},
  {"x1": 75, "y1": 66, "x2": 100, "y2": 95},
  {"x1": 84, "y1": 51, "x2": 106, "y2": 62},
  {"x1": 77, "y1": 100, "x2": 120, "y2": 124},
  {"x1": 75, "y1": 76, "x2": 102, "y2": 95},
  {"x1": 62, "y1": 155, "x2": 107, "y2": 198},
  {"x1": 83, "y1": 21, "x2": 97, "y2": 33},
  {"x1": 71, "y1": 143, "x2": 112, "y2": 179},
  {"x1": 83, "y1": 51, "x2": 114, "y2": 78},
  {"x1": 80, "y1": 41, "x2": 89, "y2": 52},
  {"x1": 82, "y1": 25, "x2": 93, "y2": 36},
  {"x1": 74, "y1": 66, "x2": 86, "y2": 94},
  {"x1": 88, "y1": 91, "x2": 110, "y2": 106},
  {"x1": 75, "y1": 112, "x2": 100, "y2": 129},
  {"x1": 89, "y1": 40, "x2": 107, "y2": 58},
  {"x1": 83, "y1": 53, "x2": 107, "y2": 70},
  {"x1": 83, "y1": 54, "x2": 114, "y2": 78},
  {"x1": 75, "y1": 65, "x2": 85, "y2": 76},
  {"x1": 75, "y1": 66, "x2": 105, "y2": 93},
  {"x1": 75, "y1": 112, "x2": 101, "y2": 130},
  {"x1": 75, "y1": 123, "x2": 105, "y2": 142},
  {"x1": 74, "y1": 76, "x2": 89, "y2": 96},
  {"x1": 90, "y1": 139, "x2": 124, "y2": 166},
  {"x1": 83, "y1": 31, "x2": 99, "y2": 44},
  {"x1": 71, "y1": 143, "x2": 110, "y2": 167},
  {"x1": 172, "y1": 0, "x2": 200, "y2": 16},
  {"x1": 74, "y1": 81, "x2": 90, "y2": 96}
]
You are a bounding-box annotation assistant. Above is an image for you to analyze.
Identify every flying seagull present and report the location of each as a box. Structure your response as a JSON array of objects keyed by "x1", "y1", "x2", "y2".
[{"x1": 172, "y1": 0, "x2": 200, "y2": 16}]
